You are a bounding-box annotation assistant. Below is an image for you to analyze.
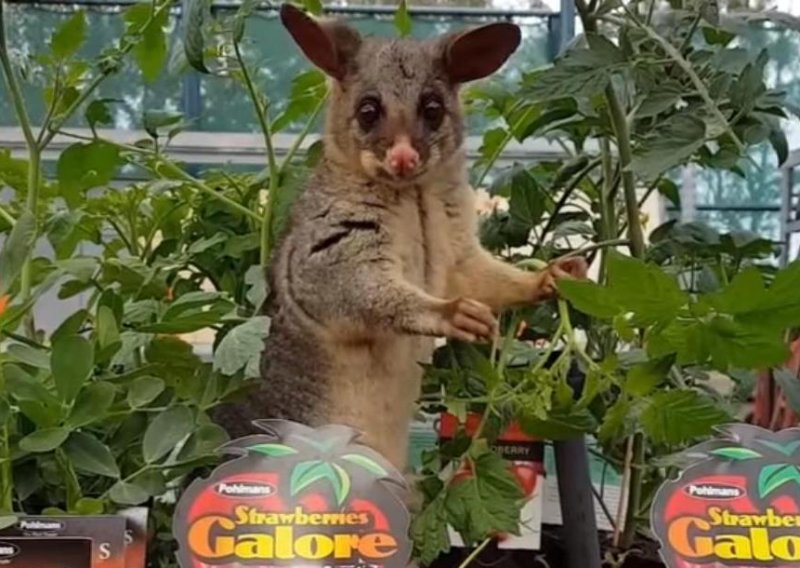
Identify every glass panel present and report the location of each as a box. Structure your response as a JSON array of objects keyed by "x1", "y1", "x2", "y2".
[{"x1": 693, "y1": 209, "x2": 780, "y2": 241}]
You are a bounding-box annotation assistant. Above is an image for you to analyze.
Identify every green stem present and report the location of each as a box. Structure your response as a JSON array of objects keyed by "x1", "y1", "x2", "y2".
[
  {"x1": 0, "y1": 204, "x2": 16, "y2": 227},
  {"x1": 457, "y1": 537, "x2": 493, "y2": 568},
  {"x1": 39, "y1": 1, "x2": 173, "y2": 150},
  {"x1": 538, "y1": 158, "x2": 602, "y2": 246},
  {"x1": 0, "y1": 3, "x2": 35, "y2": 149},
  {"x1": 157, "y1": 161, "x2": 261, "y2": 222},
  {"x1": 19, "y1": 149, "x2": 40, "y2": 337},
  {"x1": 0, "y1": 424, "x2": 11, "y2": 512},
  {"x1": 621, "y1": 432, "x2": 645, "y2": 548},
  {"x1": 281, "y1": 93, "x2": 327, "y2": 173},
  {"x1": 475, "y1": 106, "x2": 537, "y2": 188},
  {"x1": 605, "y1": 89, "x2": 646, "y2": 259}
]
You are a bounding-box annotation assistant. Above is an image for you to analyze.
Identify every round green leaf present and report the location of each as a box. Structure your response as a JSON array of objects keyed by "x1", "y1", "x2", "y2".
[
  {"x1": 68, "y1": 382, "x2": 116, "y2": 428},
  {"x1": 108, "y1": 481, "x2": 150, "y2": 506},
  {"x1": 19, "y1": 427, "x2": 70, "y2": 453},
  {"x1": 127, "y1": 376, "x2": 165, "y2": 408},
  {"x1": 142, "y1": 406, "x2": 195, "y2": 463},
  {"x1": 51, "y1": 334, "x2": 94, "y2": 403},
  {"x1": 63, "y1": 432, "x2": 120, "y2": 478}
]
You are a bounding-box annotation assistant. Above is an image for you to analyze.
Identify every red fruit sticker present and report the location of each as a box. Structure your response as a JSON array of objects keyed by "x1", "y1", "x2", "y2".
[
  {"x1": 173, "y1": 420, "x2": 412, "y2": 568},
  {"x1": 651, "y1": 423, "x2": 800, "y2": 568}
]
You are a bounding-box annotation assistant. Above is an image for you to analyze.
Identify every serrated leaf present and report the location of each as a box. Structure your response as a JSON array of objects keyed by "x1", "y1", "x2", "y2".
[
  {"x1": 558, "y1": 280, "x2": 621, "y2": 319},
  {"x1": 625, "y1": 356, "x2": 673, "y2": 397},
  {"x1": 127, "y1": 376, "x2": 165, "y2": 408},
  {"x1": 63, "y1": 431, "x2": 120, "y2": 478},
  {"x1": 641, "y1": 390, "x2": 730, "y2": 445},
  {"x1": 444, "y1": 447, "x2": 523, "y2": 544},
  {"x1": 142, "y1": 406, "x2": 194, "y2": 463},
  {"x1": 509, "y1": 171, "x2": 545, "y2": 229},
  {"x1": 51, "y1": 335, "x2": 94, "y2": 403},
  {"x1": 519, "y1": 407, "x2": 597, "y2": 440},
  {"x1": 184, "y1": 0, "x2": 211, "y2": 73},
  {"x1": 51, "y1": 11, "x2": 87, "y2": 59},
  {"x1": 341, "y1": 453, "x2": 388, "y2": 477},
  {"x1": 758, "y1": 463, "x2": 800, "y2": 499},
  {"x1": 394, "y1": 0, "x2": 412, "y2": 37},
  {"x1": 19, "y1": 427, "x2": 70, "y2": 453},
  {"x1": 710, "y1": 447, "x2": 762, "y2": 461},
  {"x1": 213, "y1": 316, "x2": 270, "y2": 378},
  {"x1": 631, "y1": 115, "x2": 707, "y2": 180},
  {"x1": 606, "y1": 251, "x2": 687, "y2": 324},
  {"x1": 0, "y1": 211, "x2": 37, "y2": 295},
  {"x1": 411, "y1": 493, "x2": 450, "y2": 565},
  {"x1": 249, "y1": 443, "x2": 298, "y2": 457}
]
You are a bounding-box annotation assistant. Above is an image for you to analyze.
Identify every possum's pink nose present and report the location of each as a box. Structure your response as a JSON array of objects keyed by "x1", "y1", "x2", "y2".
[{"x1": 385, "y1": 138, "x2": 419, "y2": 177}]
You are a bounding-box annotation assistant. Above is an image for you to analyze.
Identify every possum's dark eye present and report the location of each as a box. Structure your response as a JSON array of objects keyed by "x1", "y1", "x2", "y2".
[
  {"x1": 356, "y1": 97, "x2": 382, "y2": 131},
  {"x1": 420, "y1": 94, "x2": 444, "y2": 130}
]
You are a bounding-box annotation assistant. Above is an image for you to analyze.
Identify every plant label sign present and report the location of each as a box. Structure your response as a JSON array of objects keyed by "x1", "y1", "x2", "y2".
[
  {"x1": 651, "y1": 424, "x2": 800, "y2": 568},
  {"x1": 173, "y1": 420, "x2": 411, "y2": 568}
]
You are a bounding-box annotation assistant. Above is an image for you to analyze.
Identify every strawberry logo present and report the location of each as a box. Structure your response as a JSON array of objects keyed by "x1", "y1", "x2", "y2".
[
  {"x1": 174, "y1": 420, "x2": 411, "y2": 568},
  {"x1": 651, "y1": 424, "x2": 800, "y2": 568}
]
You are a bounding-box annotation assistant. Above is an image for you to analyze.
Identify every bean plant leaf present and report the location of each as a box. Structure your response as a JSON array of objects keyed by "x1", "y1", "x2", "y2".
[
  {"x1": 641, "y1": 390, "x2": 731, "y2": 445},
  {"x1": 67, "y1": 382, "x2": 116, "y2": 428},
  {"x1": 85, "y1": 99, "x2": 118, "y2": 131},
  {"x1": 51, "y1": 335, "x2": 94, "y2": 403},
  {"x1": 394, "y1": 0, "x2": 412, "y2": 37},
  {"x1": 127, "y1": 376, "x2": 166, "y2": 408},
  {"x1": 63, "y1": 431, "x2": 120, "y2": 478},
  {"x1": 0, "y1": 211, "x2": 37, "y2": 295},
  {"x1": 213, "y1": 316, "x2": 271, "y2": 378},
  {"x1": 142, "y1": 406, "x2": 195, "y2": 463},
  {"x1": 19, "y1": 427, "x2": 70, "y2": 453},
  {"x1": 184, "y1": 0, "x2": 211, "y2": 73},
  {"x1": 758, "y1": 463, "x2": 800, "y2": 499},
  {"x1": 143, "y1": 110, "x2": 184, "y2": 138},
  {"x1": 51, "y1": 11, "x2": 87, "y2": 59},
  {"x1": 125, "y1": 2, "x2": 169, "y2": 82},
  {"x1": 109, "y1": 480, "x2": 150, "y2": 505}
]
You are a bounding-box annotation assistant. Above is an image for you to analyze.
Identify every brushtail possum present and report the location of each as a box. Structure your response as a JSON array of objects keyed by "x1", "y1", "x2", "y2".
[{"x1": 217, "y1": 5, "x2": 587, "y2": 469}]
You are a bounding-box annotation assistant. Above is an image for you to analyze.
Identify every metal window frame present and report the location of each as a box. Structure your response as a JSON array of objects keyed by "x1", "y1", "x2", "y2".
[{"x1": 781, "y1": 149, "x2": 800, "y2": 265}]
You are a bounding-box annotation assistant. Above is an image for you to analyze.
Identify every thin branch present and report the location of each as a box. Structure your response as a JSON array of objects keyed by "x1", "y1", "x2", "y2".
[
  {"x1": 280, "y1": 93, "x2": 327, "y2": 173},
  {"x1": 0, "y1": 2, "x2": 35, "y2": 149}
]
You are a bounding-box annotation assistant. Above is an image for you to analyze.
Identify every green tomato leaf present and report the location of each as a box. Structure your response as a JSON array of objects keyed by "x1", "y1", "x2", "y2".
[
  {"x1": 641, "y1": 390, "x2": 731, "y2": 445},
  {"x1": 625, "y1": 356, "x2": 674, "y2": 397},
  {"x1": 558, "y1": 279, "x2": 621, "y2": 319},
  {"x1": 85, "y1": 98, "x2": 118, "y2": 131},
  {"x1": 19, "y1": 427, "x2": 70, "y2": 453},
  {"x1": 213, "y1": 316, "x2": 271, "y2": 378},
  {"x1": 631, "y1": 115, "x2": 707, "y2": 181},
  {"x1": 63, "y1": 431, "x2": 121, "y2": 478},
  {"x1": 0, "y1": 211, "x2": 37, "y2": 295},
  {"x1": 142, "y1": 406, "x2": 195, "y2": 463},
  {"x1": 444, "y1": 445, "x2": 523, "y2": 544},
  {"x1": 51, "y1": 11, "x2": 87, "y2": 59},
  {"x1": 51, "y1": 335, "x2": 94, "y2": 403},
  {"x1": 143, "y1": 109, "x2": 184, "y2": 138},
  {"x1": 519, "y1": 407, "x2": 597, "y2": 441},
  {"x1": 56, "y1": 141, "x2": 122, "y2": 207},
  {"x1": 509, "y1": 170, "x2": 545, "y2": 229},
  {"x1": 411, "y1": 493, "x2": 450, "y2": 566}
]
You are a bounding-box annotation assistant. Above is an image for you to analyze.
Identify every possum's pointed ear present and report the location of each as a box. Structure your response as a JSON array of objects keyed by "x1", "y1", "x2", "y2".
[
  {"x1": 280, "y1": 4, "x2": 361, "y2": 81},
  {"x1": 439, "y1": 23, "x2": 521, "y2": 84}
]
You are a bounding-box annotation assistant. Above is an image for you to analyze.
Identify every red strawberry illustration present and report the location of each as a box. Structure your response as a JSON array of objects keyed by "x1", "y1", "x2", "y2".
[
  {"x1": 651, "y1": 424, "x2": 800, "y2": 568},
  {"x1": 174, "y1": 421, "x2": 411, "y2": 568}
]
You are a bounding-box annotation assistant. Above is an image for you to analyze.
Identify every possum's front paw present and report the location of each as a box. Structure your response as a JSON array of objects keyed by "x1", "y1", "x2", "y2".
[{"x1": 437, "y1": 297, "x2": 498, "y2": 342}]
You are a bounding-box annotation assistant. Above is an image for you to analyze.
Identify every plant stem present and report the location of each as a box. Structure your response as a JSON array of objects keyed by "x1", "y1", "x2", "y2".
[
  {"x1": 156, "y1": 161, "x2": 261, "y2": 222},
  {"x1": 475, "y1": 106, "x2": 538, "y2": 188},
  {"x1": 19, "y1": 149, "x2": 40, "y2": 337},
  {"x1": 621, "y1": 432, "x2": 645, "y2": 548},
  {"x1": 281, "y1": 94, "x2": 327, "y2": 173},
  {"x1": 0, "y1": 3, "x2": 35, "y2": 150},
  {"x1": 0, "y1": 204, "x2": 16, "y2": 227},
  {"x1": 0, "y1": 424, "x2": 11, "y2": 512},
  {"x1": 457, "y1": 537, "x2": 493, "y2": 568}
]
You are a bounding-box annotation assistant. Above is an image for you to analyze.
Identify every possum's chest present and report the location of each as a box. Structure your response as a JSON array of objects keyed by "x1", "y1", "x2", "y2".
[{"x1": 387, "y1": 189, "x2": 454, "y2": 297}]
